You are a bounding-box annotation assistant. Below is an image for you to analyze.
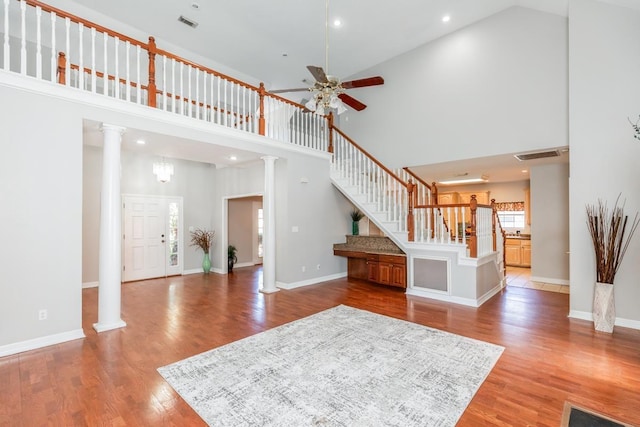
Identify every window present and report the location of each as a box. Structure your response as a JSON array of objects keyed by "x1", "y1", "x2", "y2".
[{"x1": 497, "y1": 211, "x2": 525, "y2": 228}]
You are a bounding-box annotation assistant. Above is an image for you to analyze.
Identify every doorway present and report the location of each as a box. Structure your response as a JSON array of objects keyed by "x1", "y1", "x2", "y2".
[
  {"x1": 227, "y1": 195, "x2": 263, "y2": 270},
  {"x1": 122, "y1": 195, "x2": 183, "y2": 281}
]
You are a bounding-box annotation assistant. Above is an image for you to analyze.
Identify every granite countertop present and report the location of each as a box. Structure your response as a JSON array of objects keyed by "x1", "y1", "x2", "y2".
[
  {"x1": 505, "y1": 235, "x2": 531, "y2": 240},
  {"x1": 333, "y1": 243, "x2": 405, "y2": 256}
]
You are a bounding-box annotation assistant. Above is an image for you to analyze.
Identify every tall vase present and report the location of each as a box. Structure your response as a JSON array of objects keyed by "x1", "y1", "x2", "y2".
[
  {"x1": 352, "y1": 221, "x2": 359, "y2": 236},
  {"x1": 202, "y1": 252, "x2": 211, "y2": 274},
  {"x1": 593, "y1": 282, "x2": 615, "y2": 333}
]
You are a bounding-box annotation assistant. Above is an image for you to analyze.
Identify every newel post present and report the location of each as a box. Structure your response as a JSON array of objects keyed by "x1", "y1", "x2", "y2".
[
  {"x1": 327, "y1": 111, "x2": 334, "y2": 153},
  {"x1": 147, "y1": 37, "x2": 157, "y2": 108},
  {"x1": 430, "y1": 181, "x2": 438, "y2": 239},
  {"x1": 258, "y1": 83, "x2": 266, "y2": 136},
  {"x1": 469, "y1": 195, "x2": 478, "y2": 258},
  {"x1": 407, "y1": 179, "x2": 415, "y2": 242},
  {"x1": 491, "y1": 198, "x2": 497, "y2": 251},
  {"x1": 56, "y1": 52, "x2": 66, "y2": 85}
]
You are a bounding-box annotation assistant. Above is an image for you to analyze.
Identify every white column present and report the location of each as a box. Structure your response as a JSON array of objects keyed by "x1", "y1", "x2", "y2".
[
  {"x1": 261, "y1": 156, "x2": 279, "y2": 293},
  {"x1": 94, "y1": 124, "x2": 127, "y2": 333}
]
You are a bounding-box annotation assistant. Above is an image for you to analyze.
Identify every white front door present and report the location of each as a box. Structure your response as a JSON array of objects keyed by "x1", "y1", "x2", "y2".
[{"x1": 122, "y1": 195, "x2": 183, "y2": 282}]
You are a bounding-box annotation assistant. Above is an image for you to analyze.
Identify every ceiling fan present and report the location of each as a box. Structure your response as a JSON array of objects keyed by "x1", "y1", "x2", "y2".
[{"x1": 269, "y1": 0, "x2": 384, "y2": 114}]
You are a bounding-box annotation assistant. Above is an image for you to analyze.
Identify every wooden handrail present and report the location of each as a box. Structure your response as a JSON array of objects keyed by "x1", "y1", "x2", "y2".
[
  {"x1": 66, "y1": 60, "x2": 251, "y2": 123},
  {"x1": 402, "y1": 167, "x2": 432, "y2": 191},
  {"x1": 23, "y1": 0, "x2": 149, "y2": 50},
  {"x1": 332, "y1": 127, "x2": 407, "y2": 187},
  {"x1": 414, "y1": 203, "x2": 493, "y2": 209}
]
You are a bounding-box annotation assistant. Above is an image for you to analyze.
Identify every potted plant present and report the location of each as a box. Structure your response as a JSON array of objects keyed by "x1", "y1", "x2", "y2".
[
  {"x1": 190, "y1": 228, "x2": 215, "y2": 274},
  {"x1": 228, "y1": 245, "x2": 238, "y2": 272},
  {"x1": 586, "y1": 196, "x2": 639, "y2": 332},
  {"x1": 350, "y1": 209, "x2": 365, "y2": 235}
]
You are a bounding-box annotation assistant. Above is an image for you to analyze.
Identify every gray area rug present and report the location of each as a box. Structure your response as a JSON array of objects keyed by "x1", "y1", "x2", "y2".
[{"x1": 158, "y1": 305, "x2": 504, "y2": 426}]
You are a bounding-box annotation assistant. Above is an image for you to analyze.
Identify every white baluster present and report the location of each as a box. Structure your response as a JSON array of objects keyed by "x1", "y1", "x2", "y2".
[
  {"x1": 49, "y1": 11, "x2": 56, "y2": 81},
  {"x1": 136, "y1": 44, "x2": 140, "y2": 103},
  {"x1": 125, "y1": 41, "x2": 131, "y2": 101},
  {"x1": 202, "y1": 70, "x2": 207, "y2": 120},
  {"x1": 19, "y1": 0, "x2": 26, "y2": 74},
  {"x1": 187, "y1": 65, "x2": 192, "y2": 117},
  {"x1": 114, "y1": 36, "x2": 120, "y2": 98},
  {"x1": 162, "y1": 56, "x2": 168, "y2": 111},
  {"x1": 91, "y1": 28, "x2": 96, "y2": 93},
  {"x1": 171, "y1": 58, "x2": 176, "y2": 113},
  {"x1": 223, "y1": 79, "x2": 228, "y2": 126},
  {"x1": 210, "y1": 73, "x2": 214, "y2": 122},
  {"x1": 103, "y1": 32, "x2": 108, "y2": 95},
  {"x1": 78, "y1": 24, "x2": 84, "y2": 90},
  {"x1": 179, "y1": 62, "x2": 184, "y2": 115},
  {"x1": 64, "y1": 17, "x2": 70, "y2": 85},
  {"x1": 3, "y1": 0, "x2": 9, "y2": 71},
  {"x1": 35, "y1": 6, "x2": 42, "y2": 79}
]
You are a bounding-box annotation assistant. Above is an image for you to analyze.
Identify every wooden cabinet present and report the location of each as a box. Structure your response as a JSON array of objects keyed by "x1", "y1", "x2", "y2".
[
  {"x1": 367, "y1": 254, "x2": 406, "y2": 288},
  {"x1": 437, "y1": 192, "x2": 459, "y2": 205},
  {"x1": 455, "y1": 191, "x2": 491, "y2": 222},
  {"x1": 505, "y1": 238, "x2": 531, "y2": 267}
]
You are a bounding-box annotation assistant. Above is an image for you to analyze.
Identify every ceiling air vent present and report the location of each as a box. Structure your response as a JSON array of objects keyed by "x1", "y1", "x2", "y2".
[
  {"x1": 178, "y1": 15, "x2": 199, "y2": 28},
  {"x1": 513, "y1": 150, "x2": 561, "y2": 161}
]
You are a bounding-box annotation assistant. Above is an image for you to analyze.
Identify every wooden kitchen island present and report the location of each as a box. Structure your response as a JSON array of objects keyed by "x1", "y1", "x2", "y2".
[{"x1": 334, "y1": 235, "x2": 406, "y2": 289}]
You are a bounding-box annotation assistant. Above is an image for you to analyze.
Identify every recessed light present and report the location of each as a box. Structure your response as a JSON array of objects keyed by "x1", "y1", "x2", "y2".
[
  {"x1": 229, "y1": 155, "x2": 237, "y2": 161},
  {"x1": 442, "y1": 15, "x2": 451, "y2": 23},
  {"x1": 521, "y1": 169, "x2": 528, "y2": 173},
  {"x1": 333, "y1": 19, "x2": 342, "y2": 27},
  {"x1": 136, "y1": 139, "x2": 146, "y2": 145}
]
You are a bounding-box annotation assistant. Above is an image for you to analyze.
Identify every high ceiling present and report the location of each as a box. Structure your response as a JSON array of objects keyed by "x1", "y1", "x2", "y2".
[
  {"x1": 71, "y1": 0, "x2": 571, "y2": 178},
  {"x1": 69, "y1": 0, "x2": 568, "y2": 96}
]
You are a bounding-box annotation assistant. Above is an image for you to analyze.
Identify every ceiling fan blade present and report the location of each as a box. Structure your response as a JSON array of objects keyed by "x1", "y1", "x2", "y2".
[
  {"x1": 269, "y1": 87, "x2": 310, "y2": 94},
  {"x1": 338, "y1": 93, "x2": 367, "y2": 111},
  {"x1": 341, "y1": 76, "x2": 384, "y2": 89},
  {"x1": 307, "y1": 65, "x2": 329, "y2": 83},
  {"x1": 299, "y1": 99, "x2": 312, "y2": 113}
]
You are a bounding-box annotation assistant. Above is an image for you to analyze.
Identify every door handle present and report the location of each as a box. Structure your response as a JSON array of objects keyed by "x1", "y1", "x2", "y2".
[{"x1": 161, "y1": 240, "x2": 165, "y2": 243}]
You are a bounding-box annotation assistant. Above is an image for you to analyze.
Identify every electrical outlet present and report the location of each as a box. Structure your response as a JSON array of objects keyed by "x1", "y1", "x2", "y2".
[
  {"x1": 301, "y1": 266, "x2": 306, "y2": 272},
  {"x1": 38, "y1": 309, "x2": 47, "y2": 320}
]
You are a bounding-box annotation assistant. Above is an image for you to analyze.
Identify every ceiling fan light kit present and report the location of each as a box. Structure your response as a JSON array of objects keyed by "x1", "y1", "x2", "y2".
[{"x1": 269, "y1": 0, "x2": 384, "y2": 115}]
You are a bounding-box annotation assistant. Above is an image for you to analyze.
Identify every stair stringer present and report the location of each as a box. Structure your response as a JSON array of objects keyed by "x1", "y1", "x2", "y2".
[{"x1": 331, "y1": 173, "x2": 505, "y2": 307}]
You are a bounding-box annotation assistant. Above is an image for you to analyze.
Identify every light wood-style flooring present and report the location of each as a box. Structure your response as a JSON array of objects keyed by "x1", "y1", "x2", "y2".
[
  {"x1": 506, "y1": 266, "x2": 570, "y2": 294},
  {"x1": 1, "y1": 266, "x2": 639, "y2": 426}
]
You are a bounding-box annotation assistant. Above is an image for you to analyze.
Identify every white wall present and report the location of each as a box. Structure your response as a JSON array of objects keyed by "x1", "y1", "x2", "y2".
[
  {"x1": 530, "y1": 163, "x2": 569, "y2": 283},
  {"x1": 0, "y1": 84, "x2": 83, "y2": 347},
  {"x1": 341, "y1": 7, "x2": 568, "y2": 169},
  {"x1": 83, "y1": 147, "x2": 217, "y2": 282},
  {"x1": 569, "y1": 0, "x2": 640, "y2": 325}
]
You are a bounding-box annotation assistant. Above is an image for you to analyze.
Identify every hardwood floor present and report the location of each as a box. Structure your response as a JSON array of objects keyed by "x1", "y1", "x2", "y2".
[{"x1": 2, "y1": 267, "x2": 640, "y2": 426}]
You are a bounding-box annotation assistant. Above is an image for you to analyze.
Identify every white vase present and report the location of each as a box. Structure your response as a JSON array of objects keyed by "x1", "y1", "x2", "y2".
[{"x1": 593, "y1": 282, "x2": 615, "y2": 333}]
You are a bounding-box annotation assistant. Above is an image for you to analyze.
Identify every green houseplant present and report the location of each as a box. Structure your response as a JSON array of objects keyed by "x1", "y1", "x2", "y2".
[
  {"x1": 586, "y1": 196, "x2": 639, "y2": 332},
  {"x1": 190, "y1": 228, "x2": 215, "y2": 274},
  {"x1": 228, "y1": 245, "x2": 238, "y2": 273},
  {"x1": 350, "y1": 209, "x2": 365, "y2": 235}
]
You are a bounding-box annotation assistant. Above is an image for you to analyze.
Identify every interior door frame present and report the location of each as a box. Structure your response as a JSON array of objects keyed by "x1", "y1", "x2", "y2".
[
  {"x1": 121, "y1": 193, "x2": 184, "y2": 281},
  {"x1": 222, "y1": 192, "x2": 263, "y2": 273}
]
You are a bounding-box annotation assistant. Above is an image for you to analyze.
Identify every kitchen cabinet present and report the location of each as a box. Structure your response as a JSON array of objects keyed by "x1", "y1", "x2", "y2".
[
  {"x1": 456, "y1": 191, "x2": 492, "y2": 222},
  {"x1": 505, "y1": 238, "x2": 531, "y2": 267},
  {"x1": 367, "y1": 254, "x2": 406, "y2": 288},
  {"x1": 437, "y1": 192, "x2": 460, "y2": 205}
]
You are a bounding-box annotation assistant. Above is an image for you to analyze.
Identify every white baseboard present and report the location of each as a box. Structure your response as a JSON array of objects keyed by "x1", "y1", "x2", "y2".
[
  {"x1": 568, "y1": 310, "x2": 640, "y2": 330},
  {"x1": 277, "y1": 272, "x2": 347, "y2": 290},
  {"x1": 234, "y1": 262, "x2": 255, "y2": 268},
  {"x1": 406, "y1": 282, "x2": 503, "y2": 308},
  {"x1": 82, "y1": 281, "x2": 99, "y2": 289},
  {"x1": 531, "y1": 276, "x2": 570, "y2": 286},
  {"x1": 182, "y1": 268, "x2": 224, "y2": 275},
  {"x1": 0, "y1": 329, "x2": 85, "y2": 358}
]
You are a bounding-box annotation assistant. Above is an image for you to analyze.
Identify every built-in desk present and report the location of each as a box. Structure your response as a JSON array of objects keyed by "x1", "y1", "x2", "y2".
[{"x1": 333, "y1": 236, "x2": 407, "y2": 289}]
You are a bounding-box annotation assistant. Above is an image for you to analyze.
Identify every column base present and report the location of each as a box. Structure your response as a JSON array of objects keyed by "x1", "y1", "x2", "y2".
[
  {"x1": 93, "y1": 320, "x2": 127, "y2": 333},
  {"x1": 259, "y1": 288, "x2": 280, "y2": 294}
]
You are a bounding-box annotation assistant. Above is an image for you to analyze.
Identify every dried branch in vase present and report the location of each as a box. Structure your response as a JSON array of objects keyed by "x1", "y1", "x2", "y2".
[{"x1": 190, "y1": 228, "x2": 215, "y2": 254}]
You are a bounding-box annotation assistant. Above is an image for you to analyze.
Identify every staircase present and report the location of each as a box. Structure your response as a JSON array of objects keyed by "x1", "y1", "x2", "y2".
[{"x1": 330, "y1": 127, "x2": 506, "y2": 307}]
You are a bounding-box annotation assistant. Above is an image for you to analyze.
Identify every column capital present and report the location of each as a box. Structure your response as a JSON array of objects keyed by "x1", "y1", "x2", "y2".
[
  {"x1": 261, "y1": 155, "x2": 279, "y2": 163},
  {"x1": 100, "y1": 123, "x2": 127, "y2": 135}
]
